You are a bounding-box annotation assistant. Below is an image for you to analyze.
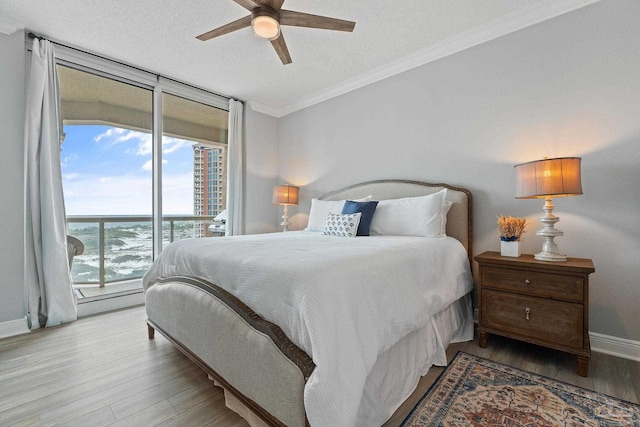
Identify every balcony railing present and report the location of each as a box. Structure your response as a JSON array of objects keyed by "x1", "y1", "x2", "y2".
[{"x1": 67, "y1": 214, "x2": 219, "y2": 288}]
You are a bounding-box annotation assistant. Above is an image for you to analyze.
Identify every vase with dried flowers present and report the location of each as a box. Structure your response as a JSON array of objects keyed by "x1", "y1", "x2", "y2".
[{"x1": 497, "y1": 215, "x2": 527, "y2": 257}]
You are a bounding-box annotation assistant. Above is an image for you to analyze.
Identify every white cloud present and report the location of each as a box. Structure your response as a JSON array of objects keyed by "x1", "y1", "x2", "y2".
[
  {"x1": 142, "y1": 159, "x2": 167, "y2": 171},
  {"x1": 137, "y1": 135, "x2": 194, "y2": 156},
  {"x1": 163, "y1": 137, "x2": 193, "y2": 154},
  {"x1": 120, "y1": 131, "x2": 152, "y2": 155},
  {"x1": 67, "y1": 126, "x2": 198, "y2": 215},
  {"x1": 62, "y1": 153, "x2": 79, "y2": 165},
  {"x1": 94, "y1": 127, "x2": 125, "y2": 142},
  {"x1": 93, "y1": 127, "x2": 194, "y2": 160},
  {"x1": 63, "y1": 172, "x2": 194, "y2": 215},
  {"x1": 117, "y1": 130, "x2": 147, "y2": 142},
  {"x1": 162, "y1": 172, "x2": 196, "y2": 214},
  {"x1": 93, "y1": 127, "x2": 152, "y2": 155}
]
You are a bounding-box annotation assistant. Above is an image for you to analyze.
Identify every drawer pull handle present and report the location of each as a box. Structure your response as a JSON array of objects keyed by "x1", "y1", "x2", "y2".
[
  {"x1": 525, "y1": 307, "x2": 531, "y2": 321},
  {"x1": 524, "y1": 279, "x2": 531, "y2": 285}
]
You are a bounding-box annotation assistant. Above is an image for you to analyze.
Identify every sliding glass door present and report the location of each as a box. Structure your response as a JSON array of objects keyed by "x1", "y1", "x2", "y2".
[
  {"x1": 57, "y1": 62, "x2": 229, "y2": 303},
  {"x1": 161, "y1": 93, "x2": 229, "y2": 248},
  {"x1": 59, "y1": 65, "x2": 154, "y2": 299}
]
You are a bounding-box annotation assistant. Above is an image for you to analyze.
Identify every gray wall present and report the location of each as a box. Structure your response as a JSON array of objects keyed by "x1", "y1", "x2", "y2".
[
  {"x1": 277, "y1": 1, "x2": 640, "y2": 341},
  {"x1": 244, "y1": 106, "x2": 280, "y2": 235},
  {"x1": 0, "y1": 31, "x2": 26, "y2": 324}
]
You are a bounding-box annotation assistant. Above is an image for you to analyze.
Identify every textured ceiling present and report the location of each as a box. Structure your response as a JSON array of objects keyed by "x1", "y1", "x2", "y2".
[{"x1": 0, "y1": 0, "x2": 598, "y2": 117}]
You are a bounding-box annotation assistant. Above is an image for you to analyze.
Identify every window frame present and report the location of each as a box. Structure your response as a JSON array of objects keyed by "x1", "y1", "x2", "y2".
[{"x1": 31, "y1": 39, "x2": 231, "y2": 261}]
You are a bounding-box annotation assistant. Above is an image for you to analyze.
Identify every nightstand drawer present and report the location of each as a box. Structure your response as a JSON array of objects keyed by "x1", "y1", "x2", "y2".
[
  {"x1": 483, "y1": 266, "x2": 584, "y2": 302},
  {"x1": 482, "y1": 289, "x2": 584, "y2": 350}
]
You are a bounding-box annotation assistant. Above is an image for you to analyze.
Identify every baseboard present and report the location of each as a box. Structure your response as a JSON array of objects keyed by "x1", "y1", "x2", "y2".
[
  {"x1": 590, "y1": 332, "x2": 640, "y2": 362},
  {"x1": 0, "y1": 293, "x2": 144, "y2": 339},
  {"x1": 77, "y1": 291, "x2": 145, "y2": 317},
  {"x1": 0, "y1": 317, "x2": 30, "y2": 339}
]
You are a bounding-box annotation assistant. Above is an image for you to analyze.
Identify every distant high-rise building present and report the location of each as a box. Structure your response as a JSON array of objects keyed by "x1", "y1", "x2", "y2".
[{"x1": 193, "y1": 144, "x2": 226, "y2": 221}]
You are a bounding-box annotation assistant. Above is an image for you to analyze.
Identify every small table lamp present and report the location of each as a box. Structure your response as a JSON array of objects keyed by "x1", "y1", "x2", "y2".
[
  {"x1": 272, "y1": 184, "x2": 299, "y2": 232},
  {"x1": 515, "y1": 157, "x2": 583, "y2": 261}
]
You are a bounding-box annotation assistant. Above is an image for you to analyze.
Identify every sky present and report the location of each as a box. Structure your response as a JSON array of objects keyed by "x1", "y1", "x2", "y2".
[{"x1": 61, "y1": 125, "x2": 196, "y2": 215}]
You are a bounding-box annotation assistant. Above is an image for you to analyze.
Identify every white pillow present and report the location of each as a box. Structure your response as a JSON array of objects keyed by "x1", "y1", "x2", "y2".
[
  {"x1": 306, "y1": 196, "x2": 371, "y2": 232},
  {"x1": 369, "y1": 189, "x2": 448, "y2": 237},
  {"x1": 323, "y1": 212, "x2": 362, "y2": 238},
  {"x1": 441, "y1": 200, "x2": 453, "y2": 236}
]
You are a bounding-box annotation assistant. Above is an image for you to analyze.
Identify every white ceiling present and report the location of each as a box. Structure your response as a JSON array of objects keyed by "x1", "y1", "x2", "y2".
[{"x1": 1, "y1": 0, "x2": 598, "y2": 117}]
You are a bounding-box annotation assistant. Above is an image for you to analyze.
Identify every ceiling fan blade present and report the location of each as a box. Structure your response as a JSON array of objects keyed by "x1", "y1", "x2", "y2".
[
  {"x1": 280, "y1": 10, "x2": 355, "y2": 32},
  {"x1": 257, "y1": 0, "x2": 285, "y2": 11},
  {"x1": 196, "y1": 15, "x2": 252, "y2": 41},
  {"x1": 271, "y1": 33, "x2": 292, "y2": 65},
  {"x1": 233, "y1": 0, "x2": 259, "y2": 10}
]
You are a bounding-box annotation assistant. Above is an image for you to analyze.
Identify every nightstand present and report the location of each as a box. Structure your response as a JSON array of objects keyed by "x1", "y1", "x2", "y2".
[{"x1": 475, "y1": 251, "x2": 595, "y2": 377}]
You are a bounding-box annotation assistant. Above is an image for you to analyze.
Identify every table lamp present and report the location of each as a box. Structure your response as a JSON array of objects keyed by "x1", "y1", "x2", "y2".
[
  {"x1": 272, "y1": 185, "x2": 299, "y2": 232},
  {"x1": 515, "y1": 157, "x2": 583, "y2": 261}
]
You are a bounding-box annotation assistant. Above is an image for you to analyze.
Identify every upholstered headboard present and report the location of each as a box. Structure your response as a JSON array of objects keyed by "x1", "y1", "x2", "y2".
[{"x1": 319, "y1": 179, "x2": 473, "y2": 263}]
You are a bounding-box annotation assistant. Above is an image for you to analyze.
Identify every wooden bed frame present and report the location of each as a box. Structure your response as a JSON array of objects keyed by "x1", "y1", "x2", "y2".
[{"x1": 145, "y1": 179, "x2": 472, "y2": 426}]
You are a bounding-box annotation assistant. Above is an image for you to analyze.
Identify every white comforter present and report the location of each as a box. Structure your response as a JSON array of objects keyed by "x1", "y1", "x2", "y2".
[{"x1": 143, "y1": 231, "x2": 472, "y2": 427}]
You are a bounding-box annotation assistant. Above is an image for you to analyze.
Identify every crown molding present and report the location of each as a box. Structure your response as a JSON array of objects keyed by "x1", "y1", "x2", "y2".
[
  {"x1": 0, "y1": 14, "x2": 23, "y2": 35},
  {"x1": 248, "y1": 100, "x2": 283, "y2": 118},
  {"x1": 250, "y1": 0, "x2": 601, "y2": 118}
]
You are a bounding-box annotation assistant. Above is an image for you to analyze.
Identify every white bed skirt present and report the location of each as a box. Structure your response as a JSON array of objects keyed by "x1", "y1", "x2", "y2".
[{"x1": 216, "y1": 293, "x2": 473, "y2": 427}]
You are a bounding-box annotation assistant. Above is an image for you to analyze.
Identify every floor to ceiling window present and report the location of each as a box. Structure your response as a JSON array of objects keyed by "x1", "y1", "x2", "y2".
[
  {"x1": 54, "y1": 53, "x2": 229, "y2": 306},
  {"x1": 59, "y1": 65, "x2": 154, "y2": 300},
  {"x1": 161, "y1": 93, "x2": 229, "y2": 249}
]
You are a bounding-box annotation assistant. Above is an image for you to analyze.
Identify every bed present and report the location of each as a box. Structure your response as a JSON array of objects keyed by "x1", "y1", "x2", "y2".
[{"x1": 143, "y1": 179, "x2": 474, "y2": 427}]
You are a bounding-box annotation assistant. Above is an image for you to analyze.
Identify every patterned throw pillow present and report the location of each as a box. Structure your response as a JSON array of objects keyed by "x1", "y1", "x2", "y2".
[{"x1": 323, "y1": 212, "x2": 362, "y2": 238}]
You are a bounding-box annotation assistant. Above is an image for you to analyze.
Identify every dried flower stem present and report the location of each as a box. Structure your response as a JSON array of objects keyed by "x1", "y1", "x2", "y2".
[{"x1": 497, "y1": 215, "x2": 527, "y2": 241}]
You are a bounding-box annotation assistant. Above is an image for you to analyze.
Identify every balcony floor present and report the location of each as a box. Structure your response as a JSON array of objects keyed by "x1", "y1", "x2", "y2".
[{"x1": 75, "y1": 279, "x2": 143, "y2": 300}]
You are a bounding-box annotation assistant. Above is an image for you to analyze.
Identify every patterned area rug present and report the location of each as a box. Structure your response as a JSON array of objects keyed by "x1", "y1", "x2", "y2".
[{"x1": 401, "y1": 352, "x2": 640, "y2": 426}]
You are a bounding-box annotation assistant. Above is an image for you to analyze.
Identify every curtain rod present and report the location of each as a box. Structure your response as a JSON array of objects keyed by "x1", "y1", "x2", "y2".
[{"x1": 25, "y1": 30, "x2": 239, "y2": 104}]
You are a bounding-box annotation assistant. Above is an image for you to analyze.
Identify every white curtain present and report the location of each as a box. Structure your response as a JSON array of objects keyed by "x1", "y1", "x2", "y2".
[
  {"x1": 226, "y1": 99, "x2": 245, "y2": 236},
  {"x1": 24, "y1": 39, "x2": 76, "y2": 329}
]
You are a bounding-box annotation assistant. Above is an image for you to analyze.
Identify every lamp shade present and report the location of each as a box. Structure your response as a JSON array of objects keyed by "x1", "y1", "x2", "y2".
[
  {"x1": 515, "y1": 157, "x2": 583, "y2": 199},
  {"x1": 272, "y1": 185, "x2": 299, "y2": 205}
]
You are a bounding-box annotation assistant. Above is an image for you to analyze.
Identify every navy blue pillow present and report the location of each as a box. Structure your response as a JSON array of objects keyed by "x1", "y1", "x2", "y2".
[{"x1": 342, "y1": 200, "x2": 379, "y2": 236}]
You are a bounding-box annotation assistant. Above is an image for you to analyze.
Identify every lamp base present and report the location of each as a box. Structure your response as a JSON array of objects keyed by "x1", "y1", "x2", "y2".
[
  {"x1": 534, "y1": 251, "x2": 567, "y2": 262},
  {"x1": 535, "y1": 196, "x2": 568, "y2": 262},
  {"x1": 281, "y1": 205, "x2": 290, "y2": 232}
]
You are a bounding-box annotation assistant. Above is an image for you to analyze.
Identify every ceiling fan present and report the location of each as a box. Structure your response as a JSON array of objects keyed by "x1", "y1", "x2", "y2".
[{"x1": 196, "y1": 0, "x2": 356, "y2": 65}]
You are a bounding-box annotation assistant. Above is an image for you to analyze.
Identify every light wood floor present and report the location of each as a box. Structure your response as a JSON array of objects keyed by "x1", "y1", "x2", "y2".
[{"x1": 1, "y1": 306, "x2": 638, "y2": 427}]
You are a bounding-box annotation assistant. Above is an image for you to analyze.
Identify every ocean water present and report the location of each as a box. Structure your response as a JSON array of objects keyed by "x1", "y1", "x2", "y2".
[{"x1": 68, "y1": 221, "x2": 210, "y2": 284}]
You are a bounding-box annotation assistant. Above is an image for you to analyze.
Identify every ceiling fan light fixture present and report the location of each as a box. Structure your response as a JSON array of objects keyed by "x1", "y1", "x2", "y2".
[
  {"x1": 196, "y1": 0, "x2": 356, "y2": 65},
  {"x1": 252, "y1": 15, "x2": 280, "y2": 40}
]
